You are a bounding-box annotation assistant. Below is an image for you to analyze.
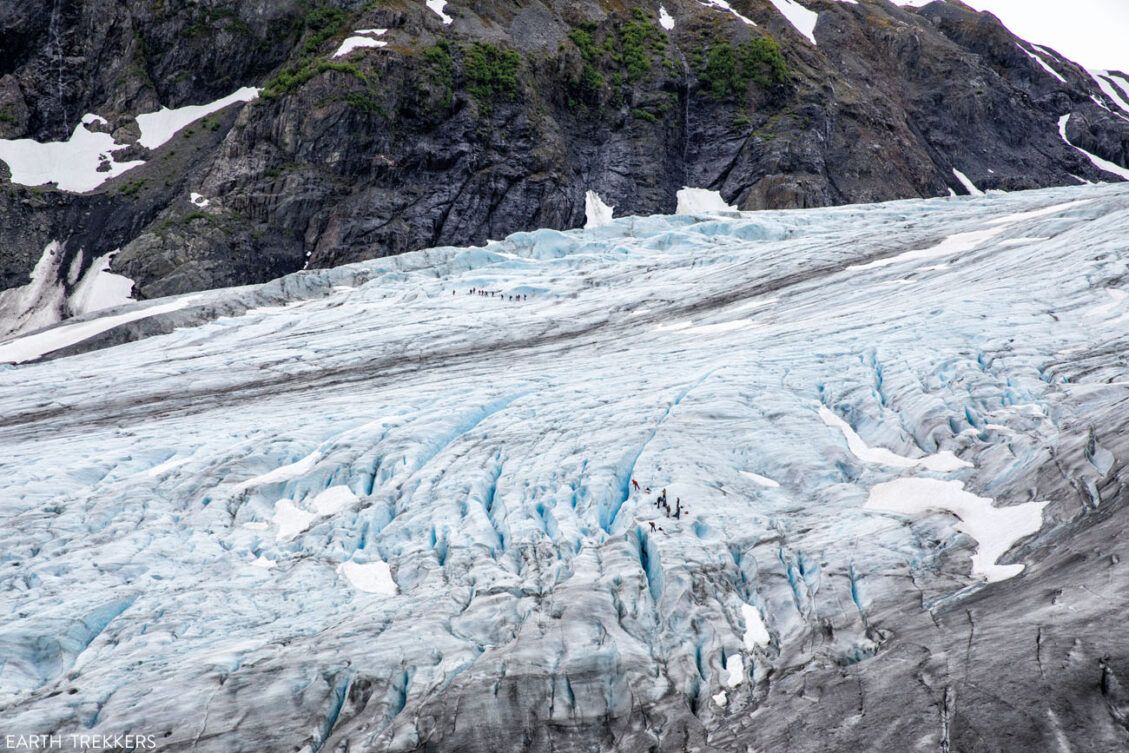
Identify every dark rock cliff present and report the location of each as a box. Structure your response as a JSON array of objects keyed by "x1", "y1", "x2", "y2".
[{"x1": 0, "y1": 0, "x2": 1127, "y2": 306}]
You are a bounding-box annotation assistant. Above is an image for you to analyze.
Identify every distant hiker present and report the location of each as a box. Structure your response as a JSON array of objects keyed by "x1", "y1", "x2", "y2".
[
  {"x1": 632, "y1": 479, "x2": 640, "y2": 492},
  {"x1": 649, "y1": 521, "x2": 657, "y2": 532},
  {"x1": 659, "y1": 488, "x2": 667, "y2": 504}
]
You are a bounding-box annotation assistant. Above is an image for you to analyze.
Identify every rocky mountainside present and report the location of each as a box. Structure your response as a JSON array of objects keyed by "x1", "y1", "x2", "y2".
[{"x1": 1, "y1": 0, "x2": 1128, "y2": 323}]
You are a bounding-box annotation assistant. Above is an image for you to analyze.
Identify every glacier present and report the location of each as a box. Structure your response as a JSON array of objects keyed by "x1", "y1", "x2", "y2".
[{"x1": 2, "y1": 184, "x2": 1129, "y2": 751}]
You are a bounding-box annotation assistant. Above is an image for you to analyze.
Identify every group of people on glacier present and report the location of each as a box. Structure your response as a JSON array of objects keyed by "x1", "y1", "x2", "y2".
[
  {"x1": 633, "y1": 479, "x2": 685, "y2": 532},
  {"x1": 461, "y1": 288, "x2": 528, "y2": 302}
]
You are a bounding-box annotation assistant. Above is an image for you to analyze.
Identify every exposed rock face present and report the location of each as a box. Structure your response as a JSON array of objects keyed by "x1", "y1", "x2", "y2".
[{"x1": 0, "y1": 0, "x2": 1127, "y2": 305}]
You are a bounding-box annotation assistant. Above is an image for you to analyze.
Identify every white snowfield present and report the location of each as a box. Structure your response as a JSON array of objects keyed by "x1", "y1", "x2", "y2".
[
  {"x1": 766, "y1": 0, "x2": 818, "y2": 46},
  {"x1": 0, "y1": 115, "x2": 145, "y2": 193},
  {"x1": 425, "y1": 0, "x2": 453, "y2": 25},
  {"x1": 135, "y1": 87, "x2": 260, "y2": 150},
  {"x1": 1020, "y1": 46, "x2": 1066, "y2": 84},
  {"x1": 699, "y1": 0, "x2": 756, "y2": 27},
  {"x1": 0, "y1": 88, "x2": 259, "y2": 193},
  {"x1": 1090, "y1": 71, "x2": 1129, "y2": 115},
  {"x1": 333, "y1": 29, "x2": 389, "y2": 58},
  {"x1": 1, "y1": 184, "x2": 1128, "y2": 748}
]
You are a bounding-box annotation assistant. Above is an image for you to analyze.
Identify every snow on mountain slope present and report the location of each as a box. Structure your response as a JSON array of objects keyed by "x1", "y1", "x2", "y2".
[
  {"x1": 2, "y1": 185, "x2": 1129, "y2": 751},
  {"x1": 1060, "y1": 114, "x2": 1129, "y2": 180},
  {"x1": 0, "y1": 88, "x2": 259, "y2": 193},
  {"x1": 766, "y1": 0, "x2": 818, "y2": 45},
  {"x1": 0, "y1": 116, "x2": 145, "y2": 193},
  {"x1": 0, "y1": 243, "x2": 137, "y2": 340}
]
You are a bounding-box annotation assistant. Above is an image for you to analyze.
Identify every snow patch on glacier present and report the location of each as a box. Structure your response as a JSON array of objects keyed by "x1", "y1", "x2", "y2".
[
  {"x1": 0, "y1": 292, "x2": 201, "y2": 363},
  {"x1": 741, "y1": 604, "x2": 771, "y2": 649},
  {"x1": 337, "y1": 559, "x2": 397, "y2": 594},
  {"x1": 819, "y1": 406, "x2": 970, "y2": 471},
  {"x1": 865, "y1": 478, "x2": 1048, "y2": 582}
]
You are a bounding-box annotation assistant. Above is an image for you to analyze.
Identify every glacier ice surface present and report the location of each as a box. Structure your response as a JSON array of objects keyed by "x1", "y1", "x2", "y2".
[{"x1": 2, "y1": 184, "x2": 1128, "y2": 750}]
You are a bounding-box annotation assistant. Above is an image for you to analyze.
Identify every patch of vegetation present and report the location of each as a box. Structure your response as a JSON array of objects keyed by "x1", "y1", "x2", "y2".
[
  {"x1": 563, "y1": 60, "x2": 605, "y2": 109},
  {"x1": 421, "y1": 40, "x2": 455, "y2": 111},
  {"x1": 184, "y1": 6, "x2": 253, "y2": 39},
  {"x1": 345, "y1": 92, "x2": 385, "y2": 115},
  {"x1": 617, "y1": 9, "x2": 667, "y2": 83},
  {"x1": 463, "y1": 42, "x2": 522, "y2": 104},
  {"x1": 264, "y1": 59, "x2": 367, "y2": 99},
  {"x1": 300, "y1": 6, "x2": 349, "y2": 54},
  {"x1": 562, "y1": 26, "x2": 609, "y2": 108},
  {"x1": 118, "y1": 178, "x2": 147, "y2": 197},
  {"x1": 156, "y1": 208, "x2": 220, "y2": 237},
  {"x1": 698, "y1": 37, "x2": 789, "y2": 100},
  {"x1": 263, "y1": 161, "x2": 304, "y2": 180},
  {"x1": 261, "y1": 5, "x2": 361, "y2": 99},
  {"x1": 631, "y1": 108, "x2": 659, "y2": 123},
  {"x1": 0, "y1": 109, "x2": 15, "y2": 125},
  {"x1": 568, "y1": 27, "x2": 598, "y2": 61},
  {"x1": 562, "y1": 11, "x2": 671, "y2": 111}
]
